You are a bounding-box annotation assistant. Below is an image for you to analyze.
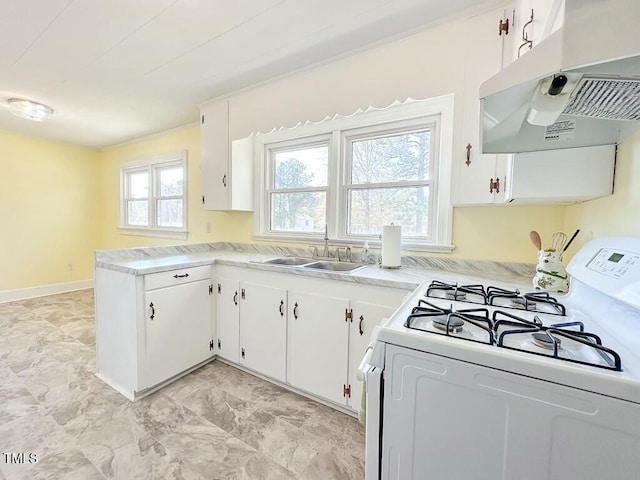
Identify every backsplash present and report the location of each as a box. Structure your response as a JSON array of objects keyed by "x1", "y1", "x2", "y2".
[{"x1": 95, "y1": 242, "x2": 536, "y2": 278}]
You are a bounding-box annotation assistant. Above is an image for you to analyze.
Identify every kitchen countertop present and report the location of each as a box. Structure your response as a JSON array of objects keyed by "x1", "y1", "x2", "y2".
[{"x1": 95, "y1": 243, "x2": 536, "y2": 292}]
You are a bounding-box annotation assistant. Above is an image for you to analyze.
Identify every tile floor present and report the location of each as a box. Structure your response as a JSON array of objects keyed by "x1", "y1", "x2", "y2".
[{"x1": 0, "y1": 290, "x2": 365, "y2": 479}]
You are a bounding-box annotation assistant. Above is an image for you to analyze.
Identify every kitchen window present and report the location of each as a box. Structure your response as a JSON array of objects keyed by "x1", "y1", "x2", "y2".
[
  {"x1": 254, "y1": 97, "x2": 454, "y2": 251},
  {"x1": 119, "y1": 152, "x2": 188, "y2": 239}
]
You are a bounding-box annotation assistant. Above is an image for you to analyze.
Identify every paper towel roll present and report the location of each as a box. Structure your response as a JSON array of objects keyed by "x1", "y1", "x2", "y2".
[{"x1": 381, "y1": 224, "x2": 401, "y2": 268}]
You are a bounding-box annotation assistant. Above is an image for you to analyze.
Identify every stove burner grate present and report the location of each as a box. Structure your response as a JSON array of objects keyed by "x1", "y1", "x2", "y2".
[{"x1": 492, "y1": 311, "x2": 622, "y2": 371}]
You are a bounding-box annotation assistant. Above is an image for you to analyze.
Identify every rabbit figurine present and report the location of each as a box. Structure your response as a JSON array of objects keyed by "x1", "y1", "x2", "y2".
[{"x1": 533, "y1": 249, "x2": 569, "y2": 293}]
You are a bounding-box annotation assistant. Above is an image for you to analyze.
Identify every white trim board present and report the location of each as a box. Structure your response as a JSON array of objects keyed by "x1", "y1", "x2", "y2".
[{"x1": 0, "y1": 280, "x2": 94, "y2": 304}]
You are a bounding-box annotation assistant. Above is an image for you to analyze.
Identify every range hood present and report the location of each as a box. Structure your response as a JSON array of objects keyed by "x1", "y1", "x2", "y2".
[{"x1": 480, "y1": 0, "x2": 640, "y2": 153}]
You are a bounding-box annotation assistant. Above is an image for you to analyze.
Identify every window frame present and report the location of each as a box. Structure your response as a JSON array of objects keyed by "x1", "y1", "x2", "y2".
[
  {"x1": 340, "y1": 118, "x2": 439, "y2": 243},
  {"x1": 253, "y1": 97, "x2": 454, "y2": 252},
  {"x1": 118, "y1": 151, "x2": 188, "y2": 240},
  {"x1": 265, "y1": 134, "x2": 331, "y2": 235}
]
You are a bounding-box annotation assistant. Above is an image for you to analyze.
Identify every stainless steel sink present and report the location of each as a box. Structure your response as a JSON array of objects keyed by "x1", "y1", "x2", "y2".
[
  {"x1": 302, "y1": 261, "x2": 365, "y2": 272},
  {"x1": 260, "y1": 257, "x2": 315, "y2": 266}
]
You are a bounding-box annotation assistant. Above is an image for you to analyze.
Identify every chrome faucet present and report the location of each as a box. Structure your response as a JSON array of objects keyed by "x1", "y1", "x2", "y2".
[
  {"x1": 323, "y1": 224, "x2": 330, "y2": 258},
  {"x1": 336, "y1": 246, "x2": 352, "y2": 262}
]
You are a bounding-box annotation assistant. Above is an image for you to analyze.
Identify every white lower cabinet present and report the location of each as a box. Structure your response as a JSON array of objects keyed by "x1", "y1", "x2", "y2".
[
  {"x1": 347, "y1": 299, "x2": 402, "y2": 410},
  {"x1": 287, "y1": 290, "x2": 350, "y2": 405},
  {"x1": 215, "y1": 277, "x2": 240, "y2": 363},
  {"x1": 214, "y1": 265, "x2": 409, "y2": 411},
  {"x1": 141, "y1": 278, "x2": 213, "y2": 390},
  {"x1": 95, "y1": 265, "x2": 215, "y2": 400},
  {"x1": 239, "y1": 282, "x2": 287, "y2": 382}
]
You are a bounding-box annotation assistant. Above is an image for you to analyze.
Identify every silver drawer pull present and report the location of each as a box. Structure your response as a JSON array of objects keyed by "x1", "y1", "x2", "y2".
[{"x1": 173, "y1": 273, "x2": 189, "y2": 279}]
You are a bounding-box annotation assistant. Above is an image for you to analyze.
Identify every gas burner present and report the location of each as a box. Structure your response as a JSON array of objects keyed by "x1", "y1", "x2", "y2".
[
  {"x1": 488, "y1": 288, "x2": 566, "y2": 316},
  {"x1": 508, "y1": 297, "x2": 537, "y2": 310},
  {"x1": 531, "y1": 331, "x2": 560, "y2": 350},
  {"x1": 433, "y1": 315, "x2": 464, "y2": 333},
  {"x1": 426, "y1": 281, "x2": 487, "y2": 304},
  {"x1": 443, "y1": 291, "x2": 466, "y2": 300}
]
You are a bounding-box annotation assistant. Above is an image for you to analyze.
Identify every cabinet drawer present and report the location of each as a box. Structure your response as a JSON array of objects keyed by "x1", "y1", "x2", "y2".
[{"x1": 144, "y1": 265, "x2": 211, "y2": 291}]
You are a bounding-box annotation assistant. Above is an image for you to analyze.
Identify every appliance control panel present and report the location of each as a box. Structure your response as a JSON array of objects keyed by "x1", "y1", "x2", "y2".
[{"x1": 588, "y1": 248, "x2": 640, "y2": 278}]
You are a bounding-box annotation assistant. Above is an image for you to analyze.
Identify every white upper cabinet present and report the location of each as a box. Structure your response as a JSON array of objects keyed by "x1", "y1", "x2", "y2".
[
  {"x1": 452, "y1": 8, "x2": 505, "y2": 206},
  {"x1": 508, "y1": 0, "x2": 565, "y2": 63},
  {"x1": 200, "y1": 101, "x2": 253, "y2": 211}
]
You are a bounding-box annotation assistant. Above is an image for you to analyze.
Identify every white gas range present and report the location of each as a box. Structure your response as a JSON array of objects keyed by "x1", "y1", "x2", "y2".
[{"x1": 360, "y1": 236, "x2": 640, "y2": 480}]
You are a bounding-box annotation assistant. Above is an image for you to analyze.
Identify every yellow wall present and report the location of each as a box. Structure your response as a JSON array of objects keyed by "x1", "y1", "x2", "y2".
[
  {"x1": 98, "y1": 125, "x2": 253, "y2": 250},
  {"x1": 0, "y1": 131, "x2": 100, "y2": 291},
  {"x1": 96, "y1": 124, "x2": 564, "y2": 264},
  {"x1": 563, "y1": 131, "x2": 640, "y2": 261}
]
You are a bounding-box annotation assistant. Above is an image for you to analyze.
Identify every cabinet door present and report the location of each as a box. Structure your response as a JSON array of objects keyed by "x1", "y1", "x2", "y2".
[
  {"x1": 216, "y1": 278, "x2": 240, "y2": 362},
  {"x1": 348, "y1": 300, "x2": 400, "y2": 411},
  {"x1": 239, "y1": 282, "x2": 287, "y2": 382},
  {"x1": 201, "y1": 101, "x2": 230, "y2": 210},
  {"x1": 287, "y1": 290, "x2": 349, "y2": 405},
  {"x1": 453, "y1": 8, "x2": 504, "y2": 206},
  {"x1": 141, "y1": 279, "x2": 212, "y2": 390}
]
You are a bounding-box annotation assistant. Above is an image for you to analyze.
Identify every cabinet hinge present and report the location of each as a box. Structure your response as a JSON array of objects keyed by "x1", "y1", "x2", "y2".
[
  {"x1": 217, "y1": 283, "x2": 221, "y2": 294},
  {"x1": 202, "y1": 195, "x2": 205, "y2": 205},
  {"x1": 208, "y1": 284, "x2": 213, "y2": 295},
  {"x1": 498, "y1": 17, "x2": 509, "y2": 36},
  {"x1": 241, "y1": 288, "x2": 245, "y2": 299},
  {"x1": 241, "y1": 348, "x2": 245, "y2": 359},
  {"x1": 345, "y1": 308, "x2": 353, "y2": 322},
  {"x1": 209, "y1": 340, "x2": 214, "y2": 351},
  {"x1": 201, "y1": 114, "x2": 205, "y2": 124},
  {"x1": 218, "y1": 339, "x2": 221, "y2": 349},
  {"x1": 343, "y1": 384, "x2": 351, "y2": 398},
  {"x1": 489, "y1": 177, "x2": 501, "y2": 194}
]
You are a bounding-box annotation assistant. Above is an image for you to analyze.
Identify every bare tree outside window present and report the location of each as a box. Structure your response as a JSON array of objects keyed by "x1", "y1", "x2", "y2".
[
  {"x1": 348, "y1": 130, "x2": 431, "y2": 237},
  {"x1": 270, "y1": 145, "x2": 328, "y2": 233}
]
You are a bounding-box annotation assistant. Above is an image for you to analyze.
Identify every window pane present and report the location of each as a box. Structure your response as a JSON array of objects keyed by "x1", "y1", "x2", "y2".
[
  {"x1": 127, "y1": 200, "x2": 148, "y2": 226},
  {"x1": 348, "y1": 187, "x2": 429, "y2": 236},
  {"x1": 270, "y1": 192, "x2": 326, "y2": 232},
  {"x1": 128, "y1": 171, "x2": 149, "y2": 199},
  {"x1": 274, "y1": 145, "x2": 328, "y2": 188},
  {"x1": 157, "y1": 199, "x2": 183, "y2": 227},
  {"x1": 351, "y1": 131, "x2": 431, "y2": 184},
  {"x1": 159, "y1": 166, "x2": 184, "y2": 197}
]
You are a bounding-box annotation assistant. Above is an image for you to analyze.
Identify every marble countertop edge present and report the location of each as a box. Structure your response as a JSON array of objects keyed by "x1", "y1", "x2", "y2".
[{"x1": 94, "y1": 244, "x2": 536, "y2": 291}]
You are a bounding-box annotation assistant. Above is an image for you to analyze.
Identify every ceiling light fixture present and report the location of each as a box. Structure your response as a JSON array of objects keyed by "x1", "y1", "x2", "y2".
[{"x1": 7, "y1": 98, "x2": 54, "y2": 122}]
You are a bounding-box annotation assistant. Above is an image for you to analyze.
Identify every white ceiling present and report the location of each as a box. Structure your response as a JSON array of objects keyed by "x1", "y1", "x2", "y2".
[{"x1": 0, "y1": 0, "x2": 494, "y2": 149}]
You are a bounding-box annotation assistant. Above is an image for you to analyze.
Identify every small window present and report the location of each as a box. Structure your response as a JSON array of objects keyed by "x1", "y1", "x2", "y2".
[
  {"x1": 119, "y1": 152, "x2": 187, "y2": 239},
  {"x1": 345, "y1": 127, "x2": 434, "y2": 239},
  {"x1": 267, "y1": 139, "x2": 329, "y2": 234}
]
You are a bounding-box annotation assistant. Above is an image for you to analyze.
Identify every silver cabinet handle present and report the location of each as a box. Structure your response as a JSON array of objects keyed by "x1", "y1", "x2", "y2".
[
  {"x1": 222, "y1": 174, "x2": 227, "y2": 187},
  {"x1": 279, "y1": 300, "x2": 284, "y2": 317},
  {"x1": 149, "y1": 302, "x2": 155, "y2": 320},
  {"x1": 293, "y1": 302, "x2": 299, "y2": 319},
  {"x1": 233, "y1": 291, "x2": 238, "y2": 306}
]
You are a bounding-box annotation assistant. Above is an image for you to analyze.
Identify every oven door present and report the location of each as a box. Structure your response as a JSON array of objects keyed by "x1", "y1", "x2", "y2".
[
  {"x1": 381, "y1": 343, "x2": 640, "y2": 480},
  {"x1": 358, "y1": 342, "x2": 384, "y2": 480},
  {"x1": 364, "y1": 364, "x2": 382, "y2": 480}
]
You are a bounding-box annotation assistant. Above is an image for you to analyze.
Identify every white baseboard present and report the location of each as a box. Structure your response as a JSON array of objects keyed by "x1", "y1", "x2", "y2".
[{"x1": 0, "y1": 279, "x2": 94, "y2": 304}]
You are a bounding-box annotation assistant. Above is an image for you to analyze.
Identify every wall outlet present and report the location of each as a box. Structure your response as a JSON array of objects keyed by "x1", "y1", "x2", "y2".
[
  {"x1": 206, "y1": 223, "x2": 211, "y2": 234},
  {"x1": 67, "y1": 264, "x2": 74, "y2": 271}
]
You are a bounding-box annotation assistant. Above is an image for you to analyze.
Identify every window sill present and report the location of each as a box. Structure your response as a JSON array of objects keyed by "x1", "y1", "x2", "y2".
[
  {"x1": 118, "y1": 227, "x2": 188, "y2": 240},
  {"x1": 251, "y1": 233, "x2": 455, "y2": 253}
]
